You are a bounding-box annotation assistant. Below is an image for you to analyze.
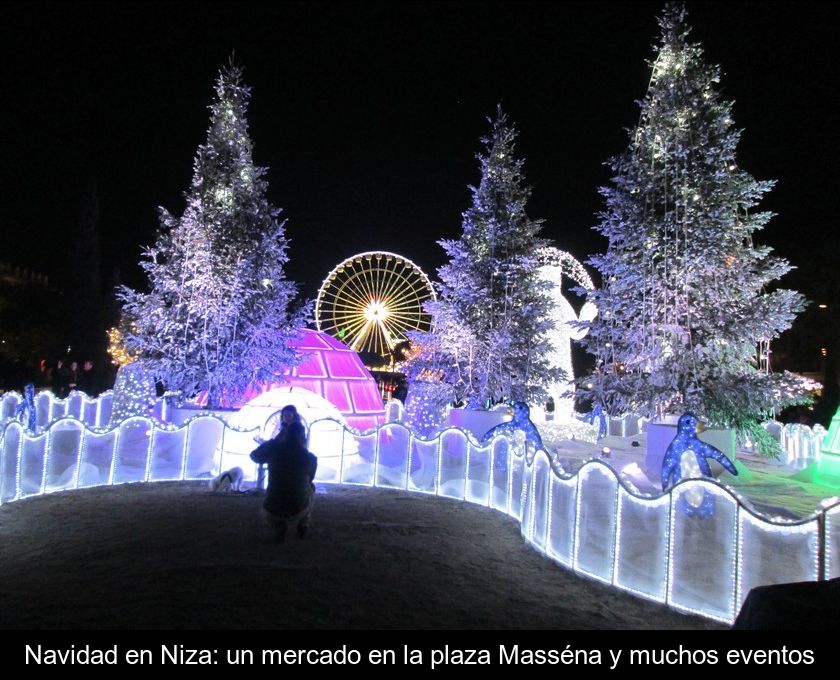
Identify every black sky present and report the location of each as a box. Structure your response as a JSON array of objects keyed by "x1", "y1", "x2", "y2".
[{"x1": 1, "y1": 1, "x2": 837, "y2": 302}]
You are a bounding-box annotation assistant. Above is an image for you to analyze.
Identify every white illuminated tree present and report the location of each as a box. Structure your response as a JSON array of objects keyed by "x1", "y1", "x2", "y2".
[
  {"x1": 119, "y1": 61, "x2": 309, "y2": 407},
  {"x1": 578, "y1": 4, "x2": 813, "y2": 446},
  {"x1": 408, "y1": 105, "x2": 561, "y2": 405}
]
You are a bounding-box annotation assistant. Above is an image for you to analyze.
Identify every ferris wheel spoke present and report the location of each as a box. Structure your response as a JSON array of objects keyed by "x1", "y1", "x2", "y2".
[
  {"x1": 385, "y1": 289, "x2": 424, "y2": 306},
  {"x1": 381, "y1": 319, "x2": 408, "y2": 343},
  {"x1": 385, "y1": 284, "x2": 413, "y2": 309},
  {"x1": 377, "y1": 272, "x2": 410, "y2": 308},
  {"x1": 391, "y1": 316, "x2": 428, "y2": 334},
  {"x1": 342, "y1": 326, "x2": 367, "y2": 348},
  {"x1": 383, "y1": 298, "x2": 425, "y2": 314},
  {"x1": 350, "y1": 318, "x2": 376, "y2": 351},
  {"x1": 344, "y1": 271, "x2": 370, "y2": 302},
  {"x1": 386, "y1": 313, "x2": 425, "y2": 329},
  {"x1": 329, "y1": 303, "x2": 362, "y2": 318},
  {"x1": 384, "y1": 306, "x2": 423, "y2": 321},
  {"x1": 331, "y1": 308, "x2": 366, "y2": 330},
  {"x1": 344, "y1": 261, "x2": 373, "y2": 297},
  {"x1": 368, "y1": 324, "x2": 384, "y2": 355},
  {"x1": 361, "y1": 263, "x2": 380, "y2": 302},
  {"x1": 379, "y1": 263, "x2": 395, "y2": 300},
  {"x1": 378, "y1": 319, "x2": 396, "y2": 343},
  {"x1": 338, "y1": 313, "x2": 369, "y2": 335},
  {"x1": 326, "y1": 279, "x2": 367, "y2": 309},
  {"x1": 372, "y1": 262, "x2": 389, "y2": 295},
  {"x1": 374, "y1": 321, "x2": 395, "y2": 354},
  {"x1": 334, "y1": 319, "x2": 366, "y2": 338},
  {"x1": 346, "y1": 271, "x2": 373, "y2": 308},
  {"x1": 326, "y1": 299, "x2": 377, "y2": 313},
  {"x1": 337, "y1": 276, "x2": 372, "y2": 309}
]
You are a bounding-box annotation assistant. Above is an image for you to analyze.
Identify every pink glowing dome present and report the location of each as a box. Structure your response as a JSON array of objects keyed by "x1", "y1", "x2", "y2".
[{"x1": 233, "y1": 328, "x2": 386, "y2": 431}]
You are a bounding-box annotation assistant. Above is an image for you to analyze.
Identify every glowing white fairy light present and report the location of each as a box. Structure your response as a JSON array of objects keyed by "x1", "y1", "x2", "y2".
[
  {"x1": 573, "y1": 462, "x2": 619, "y2": 586},
  {"x1": 735, "y1": 507, "x2": 820, "y2": 611},
  {"x1": 613, "y1": 486, "x2": 671, "y2": 603},
  {"x1": 826, "y1": 503, "x2": 840, "y2": 579},
  {"x1": 666, "y1": 479, "x2": 739, "y2": 623},
  {"x1": 144, "y1": 426, "x2": 156, "y2": 483},
  {"x1": 545, "y1": 471, "x2": 556, "y2": 555},
  {"x1": 14, "y1": 422, "x2": 24, "y2": 502},
  {"x1": 39, "y1": 428, "x2": 52, "y2": 495},
  {"x1": 73, "y1": 429, "x2": 85, "y2": 490}
]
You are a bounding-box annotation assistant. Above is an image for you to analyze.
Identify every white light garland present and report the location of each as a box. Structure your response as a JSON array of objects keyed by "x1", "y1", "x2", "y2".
[
  {"x1": 735, "y1": 507, "x2": 820, "y2": 612},
  {"x1": 666, "y1": 480, "x2": 739, "y2": 623},
  {"x1": 824, "y1": 504, "x2": 840, "y2": 580},
  {"x1": 573, "y1": 462, "x2": 617, "y2": 586},
  {"x1": 614, "y1": 487, "x2": 671, "y2": 602}
]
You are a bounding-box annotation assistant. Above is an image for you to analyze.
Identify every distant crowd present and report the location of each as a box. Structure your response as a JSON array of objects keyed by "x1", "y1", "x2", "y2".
[{"x1": 0, "y1": 356, "x2": 112, "y2": 398}]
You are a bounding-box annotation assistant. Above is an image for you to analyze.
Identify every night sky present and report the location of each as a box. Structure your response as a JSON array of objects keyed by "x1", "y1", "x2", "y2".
[{"x1": 2, "y1": 1, "x2": 837, "y2": 304}]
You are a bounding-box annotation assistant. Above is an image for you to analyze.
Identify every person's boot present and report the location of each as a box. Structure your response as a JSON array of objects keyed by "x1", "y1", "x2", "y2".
[
  {"x1": 297, "y1": 522, "x2": 309, "y2": 539},
  {"x1": 274, "y1": 522, "x2": 287, "y2": 543}
]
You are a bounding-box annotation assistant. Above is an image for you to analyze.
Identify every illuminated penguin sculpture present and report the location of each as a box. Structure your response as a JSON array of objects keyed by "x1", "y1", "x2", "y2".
[
  {"x1": 661, "y1": 412, "x2": 738, "y2": 517},
  {"x1": 481, "y1": 401, "x2": 546, "y2": 452},
  {"x1": 581, "y1": 403, "x2": 608, "y2": 440},
  {"x1": 14, "y1": 383, "x2": 37, "y2": 432}
]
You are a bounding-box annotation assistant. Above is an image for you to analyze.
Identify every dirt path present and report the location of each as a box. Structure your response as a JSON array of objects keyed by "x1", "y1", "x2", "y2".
[{"x1": 0, "y1": 482, "x2": 724, "y2": 630}]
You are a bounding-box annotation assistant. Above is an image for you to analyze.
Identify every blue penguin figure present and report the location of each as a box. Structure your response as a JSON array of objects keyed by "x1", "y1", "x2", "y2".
[
  {"x1": 14, "y1": 383, "x2": 37, "y2": 433},
  {"x1": 480, "y1": 401, "x2": 545, "y2": 452},
  {"x1": 661, "y1": 412, "x2": 738, "y2": 518},
  {"x1": 581, "y1": 403, "x2": 608, "y2": 439},
  {"x1": 661, "y1": 412, "x2": 738, "y2": 490}
]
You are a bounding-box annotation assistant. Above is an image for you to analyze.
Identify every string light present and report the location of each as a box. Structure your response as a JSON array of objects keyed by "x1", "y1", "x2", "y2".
[
  {"x1": 666, "y1": 480, "x2": 739, "y2": 623},
  {"x1": 546, "y1": 474, "x2": 577, "y2": 567},
  {"x1": 735, "y1": 507, "x2": 820, "y2": 612},
  {"x1": 572, "y1": 462, "x2": 617, "y2": 585},
  {"x1": 614, "y1": 487, "x2": 671, "y2": 603},
  {"x1": 106, "y1": 327, "x2": 138, "y2": 367},
  {"x1": 825, "y1": 503, "x2": 840, "y2": 579},
  {"x1": 110, "y1": 362, "x2": 157, "y2": 426}
]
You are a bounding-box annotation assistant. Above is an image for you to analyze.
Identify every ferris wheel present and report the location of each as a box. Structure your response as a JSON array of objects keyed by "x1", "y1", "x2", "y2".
[{"x1": 316, "y1": 251, "x2": 436, "y2": 358}]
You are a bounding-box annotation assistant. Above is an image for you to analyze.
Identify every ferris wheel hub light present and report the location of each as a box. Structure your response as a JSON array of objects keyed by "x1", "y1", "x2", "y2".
[{"x1": 364, "y1": 301, "x2": 389, "y2": 321}]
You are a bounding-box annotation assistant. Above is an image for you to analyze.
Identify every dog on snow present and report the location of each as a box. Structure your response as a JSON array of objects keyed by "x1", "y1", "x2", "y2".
[{"x1": 209, "y1": 467, "x2": 244, "y2": 492}]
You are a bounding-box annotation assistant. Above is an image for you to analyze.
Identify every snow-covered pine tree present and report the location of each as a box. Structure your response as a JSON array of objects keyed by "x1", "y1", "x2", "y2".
[
  {"x1": 409, "y1": 105, "x2": 560, "y2": 405},
  {"x1": 119, "y1": 61, "x2": 309, "y2": 408},
  {"x1": 578, "y1": 3, "x2": 813, "y2": 444}
]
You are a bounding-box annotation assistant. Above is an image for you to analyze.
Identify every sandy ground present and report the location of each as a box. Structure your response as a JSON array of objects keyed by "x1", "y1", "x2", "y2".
[{"x1": 0, "y1": 482, "x2": 724, "y2": 630}]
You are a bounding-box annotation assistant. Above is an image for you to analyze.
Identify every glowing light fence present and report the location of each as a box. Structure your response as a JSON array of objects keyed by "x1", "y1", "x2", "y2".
[
  {"x1": 2, "y1": 414, "x2": 839, "y2": 626},
  {"x1": 2, "y1": 390, "x2": 828, "y2": 468},
  {"x1": 0, "y1": 415, "x2": 260, "y2": 501},
  {"x1": 1, "y1": 390, "x2": 116, "y2": 429},
  {"x1": 0, "y1": 389, "x2": 185, "y2": 431},
  {"x1": 738, "y1": 421, "x2": 827, "y2": 468},
  {"x1": 312, "y1": 419, "x2": 834, "y2": 625}
]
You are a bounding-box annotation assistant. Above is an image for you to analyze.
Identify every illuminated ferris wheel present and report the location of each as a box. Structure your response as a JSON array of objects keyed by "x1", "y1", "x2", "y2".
[{"x1": 316, "y1": 251, "x2": 436, "y2": 358}]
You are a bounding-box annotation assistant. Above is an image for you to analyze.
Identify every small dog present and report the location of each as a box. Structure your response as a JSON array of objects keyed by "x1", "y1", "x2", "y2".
[{"x1": 209, "y1": 467, "x2": 244, "y2": 492}]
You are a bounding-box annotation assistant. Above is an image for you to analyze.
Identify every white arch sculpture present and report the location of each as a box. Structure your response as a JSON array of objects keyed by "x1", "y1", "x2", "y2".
[{"x1": 535, "y1": 247, "x2": 598, "y2": 420}]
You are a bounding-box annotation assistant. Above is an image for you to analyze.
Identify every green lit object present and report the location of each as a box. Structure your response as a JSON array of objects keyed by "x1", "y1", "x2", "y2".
[
  {"x1": 338, "y1": 328, "x2": 346, "y2": 339},
  {"x1": 817, "y1": 406, "x2": 840, "y2": 487}
]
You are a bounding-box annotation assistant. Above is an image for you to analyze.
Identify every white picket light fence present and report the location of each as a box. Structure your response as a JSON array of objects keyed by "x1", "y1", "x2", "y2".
[{"x1": 1, "y1": 407, "x2": 838, "y2": 626}]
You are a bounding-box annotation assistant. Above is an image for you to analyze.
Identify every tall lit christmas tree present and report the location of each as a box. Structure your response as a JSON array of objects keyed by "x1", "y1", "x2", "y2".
[
  {"x1": 119, "y1": 61, "x2": 308, "y2": 407},
  {"x1": 409, "y1": 106, "x2": 559, "y2": 404},
  {"x1": 578, "y1": 4, "x2": 813, "y2": 442}
]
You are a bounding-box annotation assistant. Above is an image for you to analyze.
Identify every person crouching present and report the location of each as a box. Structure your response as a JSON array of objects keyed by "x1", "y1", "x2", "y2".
[{"x1": 250, "y1": 420, "x2": 318, "y2": 542}]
